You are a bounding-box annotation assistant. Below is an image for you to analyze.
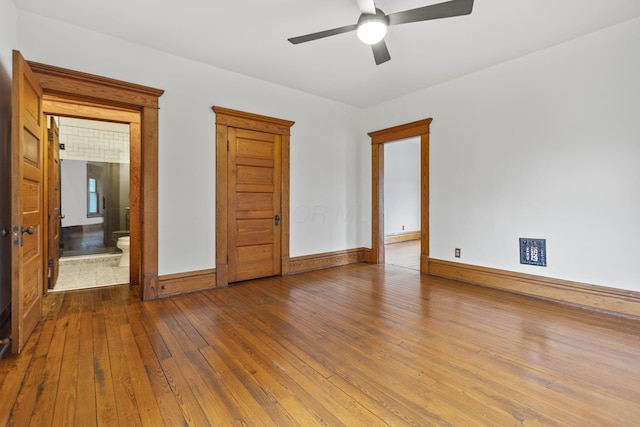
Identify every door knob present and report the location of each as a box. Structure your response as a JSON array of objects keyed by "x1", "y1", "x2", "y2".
[
  {"x1": 20, "y1": 225, "x2": 34, "y2": 247},
  {"x1": 21, "y1": 225, "x2": 35, "y2": 235},
  {"x1": 1, "y1": 228, "x2": 9, "y2": 238},
  {"x1": 274, "y1": 214, "x2": 280, "y2": 226}
]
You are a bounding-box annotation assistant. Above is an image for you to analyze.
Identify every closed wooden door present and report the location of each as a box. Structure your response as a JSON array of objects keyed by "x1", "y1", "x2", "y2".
[
  {"x1": 228, "y1": 128, "x2": 281, "y2": 282},
  {"x1": 11, "y1": 51, "x2": 44, "y2": 354}
]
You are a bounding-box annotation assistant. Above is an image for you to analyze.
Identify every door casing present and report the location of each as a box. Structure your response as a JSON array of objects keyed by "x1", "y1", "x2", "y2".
[
  {"x1": 213, "y1": 107, "x2": 294, "y2": 287},
  {"x1": 368, "y1": 119, "x2": 432, "y2": 273},
  {"x1": 26, "y1": 58, "x2": 164, "y2": 300}
]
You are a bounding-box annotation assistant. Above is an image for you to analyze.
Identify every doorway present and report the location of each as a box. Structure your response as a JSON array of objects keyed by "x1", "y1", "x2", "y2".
[
  {"x1": 383, "y1": 137, "x2": 421, "y2": 271},
  {"x1": 51, "y1": 116, "x2": 131, "y2": 292},
  {"x1": 26, "y1": 58, "x2": 164, "y2": 300},
  {"x1": 41, "y1": 97, "x2": 141, "y2": 294},
  {"x1": 368, "y1": 118, "x2": 432, "y2": 273}
]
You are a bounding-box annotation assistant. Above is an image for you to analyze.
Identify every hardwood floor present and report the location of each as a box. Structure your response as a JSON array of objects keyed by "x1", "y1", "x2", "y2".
[
  {"x1": 385, "y1": 239, "x2": 420, "y2": 271},
  {"x1": 1, "y1": 263, "x2": 639, "y2": 426}
]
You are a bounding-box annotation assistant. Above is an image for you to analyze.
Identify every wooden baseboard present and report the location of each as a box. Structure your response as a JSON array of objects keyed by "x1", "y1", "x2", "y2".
[
  {"x1": 157, "y1": 268, "x2": 217, "y2": 298},
  {"x1": 384, "y1": 231, "x2": 421, "y2": 244},
  {"x1": 428, "y1": 259, "x2": 640, "y2": 319},
  {"x1": 289, "y1": 248, "x2": 369, "y2": 274},
  {"x1": 155, "y1": 248, "x2": 370, "y2": 298}
]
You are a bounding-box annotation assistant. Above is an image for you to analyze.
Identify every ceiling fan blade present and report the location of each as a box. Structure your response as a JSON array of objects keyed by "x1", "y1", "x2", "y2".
[
  {"x1": 371, "y1": 40, "x2": 391, "y2": 65},
  {"x1": 288, "y1": 24, "x2": 358, "y2": 44},
  {"x1": 388, "y1": 0, "x2": 474, "y2": 26},
  {"x1": 355, "y1": 0, "x2": 377, "y2": 15}
]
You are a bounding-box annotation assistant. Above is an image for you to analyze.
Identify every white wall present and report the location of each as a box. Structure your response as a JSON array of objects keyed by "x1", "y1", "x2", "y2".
[
  {"x1": 60, "y1": 160, "x2": 104, "y2": 227},
  {"x1": 0, "y1": 0, "x2": 17, "y2": 312},
  {"x1": 364, "y1": 17, "x2": 640, "y2": 292},
  {"x1": 384, "y1": 138, "x2": 421, "y2": 234},
  {"x1": 17, "y1": 11, "x2": 365, "y2": 275},
  {"x1": 0, "y1": 0, "x2": 16, "y2": 77}
]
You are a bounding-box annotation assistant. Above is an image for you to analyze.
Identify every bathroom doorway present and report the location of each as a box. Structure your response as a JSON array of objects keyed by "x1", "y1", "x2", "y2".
[{"x1": 50, "y1": 116, "x2": 130, "y2": 291}]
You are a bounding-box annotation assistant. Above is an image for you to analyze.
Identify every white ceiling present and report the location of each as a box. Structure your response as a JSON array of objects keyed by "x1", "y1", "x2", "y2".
[{"x1": 13, "y1": 0, "x2": 640, "y2": 108}]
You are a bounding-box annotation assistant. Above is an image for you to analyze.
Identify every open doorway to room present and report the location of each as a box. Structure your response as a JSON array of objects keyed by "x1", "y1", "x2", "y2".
[
  {"x1": 50, "y1": 116, "x2": 131, "y2": 292},
  {"x1": 368, "y1": 118, "x2": 432, "y2": 273},
  {"x1": 383, "y1": 137, "x2": 421, "y2": 271}
]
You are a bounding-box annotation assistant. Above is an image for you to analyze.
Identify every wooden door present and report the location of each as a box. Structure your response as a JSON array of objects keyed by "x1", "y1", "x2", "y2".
[
  {"x1": 47, "y1": 117, "x2": 61, "y2": 289},
  {"x1": 11, "y1": 51, "x2": 44, "y2": 354},
  {"x1": 228, "y1": 128, "x2": 281, "y2": 283}
]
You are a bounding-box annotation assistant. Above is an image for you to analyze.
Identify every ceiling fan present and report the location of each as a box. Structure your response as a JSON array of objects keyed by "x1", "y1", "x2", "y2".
[{"x1": 288, "y1": 0, "x2": 474, "y2": 65}]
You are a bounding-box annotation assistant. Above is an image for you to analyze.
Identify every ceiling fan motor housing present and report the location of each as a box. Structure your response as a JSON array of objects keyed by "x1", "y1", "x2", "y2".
[{"x1": 357, "y1": 8, "x2": 389, "y2": 44}]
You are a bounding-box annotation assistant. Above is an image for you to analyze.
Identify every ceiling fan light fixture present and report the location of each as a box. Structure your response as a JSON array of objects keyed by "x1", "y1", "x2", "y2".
[
  {"x1": 288, "y1": 0, "x2": 475, "y2": 64},
  {"x1": 357, "y1": 11, "x2": 388, "y2": 45}
]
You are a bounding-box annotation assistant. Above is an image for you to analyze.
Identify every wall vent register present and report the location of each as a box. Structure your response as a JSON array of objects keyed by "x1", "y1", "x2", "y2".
[{"x1": 519, "y1": 238, "x2": 547, "y2": 267}]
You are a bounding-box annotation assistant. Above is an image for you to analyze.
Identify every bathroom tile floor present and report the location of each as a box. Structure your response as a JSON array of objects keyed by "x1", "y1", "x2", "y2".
[{"x1": 51, "y1": 254, "x2": 129, "y2": 292}]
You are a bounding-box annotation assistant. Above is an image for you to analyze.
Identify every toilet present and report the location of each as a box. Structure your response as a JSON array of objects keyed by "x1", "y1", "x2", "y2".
[{"x1": 116, "y1": 236, "x2": 130, "y2": 267}]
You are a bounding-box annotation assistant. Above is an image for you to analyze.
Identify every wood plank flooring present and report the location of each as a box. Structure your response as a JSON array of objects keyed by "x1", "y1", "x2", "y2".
[
  {"x1": 1, "y1": 263, "x2": 639, "y2": 426},
  {"x1": 385, "y1": 240, "x2": 420, "y2": 271}
]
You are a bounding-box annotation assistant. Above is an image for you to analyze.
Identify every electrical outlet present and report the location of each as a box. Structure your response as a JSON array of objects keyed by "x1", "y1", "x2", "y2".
[{"x1": 455, "y1": 248, "x2": 461, "y2": 258}]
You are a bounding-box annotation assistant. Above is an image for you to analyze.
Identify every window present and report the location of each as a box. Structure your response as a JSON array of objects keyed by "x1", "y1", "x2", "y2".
[
  {"x1": 88, "y1": 177, "x2": 98, "y2": 214},
  {"x1": 87, "y1": 164, "x2": 103, "y2": 217}
]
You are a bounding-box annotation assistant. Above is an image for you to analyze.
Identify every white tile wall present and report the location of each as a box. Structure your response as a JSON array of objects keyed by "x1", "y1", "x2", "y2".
[{"x1": 59, "y1": 125, "x2": 130, "y2": 163}]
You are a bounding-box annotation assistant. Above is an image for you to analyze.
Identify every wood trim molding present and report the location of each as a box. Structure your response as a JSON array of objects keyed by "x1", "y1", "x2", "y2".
[
  {"x1": 428, "y1": 258, "x2": 640, "y2": 318},
  {"x1": 384, "y1": 231, "x2": 421, "y2": 244},
  {"x1": 213, "y1": 107, "x2": 294, "y2": 135},
  {"x1": 369, "y1": 119, "x2": 432, "y2": 145},
  {"x1": 29, "y1": 59, "x2": 164, "y2": 300},
  {"x1": 371, "y1": 143, "x2": 384, "y2": 263},
  {"x1": 213, "y1": 106, "x2": 294, "y2": 287},
  {"x1": 368, "y1": 118, "x2": 432, "y2": 272},
  {"x1": 42, "y1": 96, "x2": 140, "y2": 123},
  {"x1": 157, "y1": 269, "x2": 217, "y2": 298},
  {"x1": 156, "y1": 247, "x2": 369, "y2": 298},
  {"x1": 27, "y1": 61, "x2": 163, "y2": 108},
  {"x1": 288, "y1": 248, "x2": 369, "y2": 275}
]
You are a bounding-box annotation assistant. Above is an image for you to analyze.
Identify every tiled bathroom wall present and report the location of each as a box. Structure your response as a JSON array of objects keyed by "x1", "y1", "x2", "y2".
[{"x1": 59, "y1": 118, "x2": 129, "y2": 163}]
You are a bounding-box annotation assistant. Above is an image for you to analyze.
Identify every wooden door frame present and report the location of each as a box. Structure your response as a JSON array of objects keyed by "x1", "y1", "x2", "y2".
[
  {"x1": 42, "y1": 96, "x2": 140, "y2": 293},
  {"x1": 213, "y1": 107, "x2": 294, "y2": 287},
  {"x1": 27, "y1": 59, "x2": 164, "y2": 300},
  {"x1": 368, "y1": 118, "x2": 432, "y2": 273}
]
